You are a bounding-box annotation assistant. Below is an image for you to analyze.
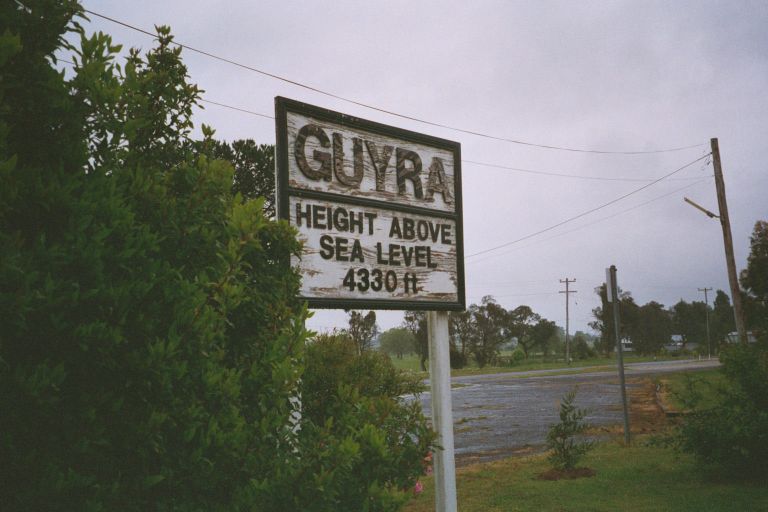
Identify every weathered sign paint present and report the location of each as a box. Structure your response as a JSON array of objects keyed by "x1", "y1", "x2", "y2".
[{"x1": 275, "y1": 97, "x2": 465, "y2": 310}]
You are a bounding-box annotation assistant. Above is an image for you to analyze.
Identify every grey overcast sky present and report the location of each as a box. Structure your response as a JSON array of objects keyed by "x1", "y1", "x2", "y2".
[{"x1": 79, "y1": 0, "x2": 767, "y2": 335}]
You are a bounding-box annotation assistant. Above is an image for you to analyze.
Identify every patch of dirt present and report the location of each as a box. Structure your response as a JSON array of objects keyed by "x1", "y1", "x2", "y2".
[
  {"x1": 455, "y1": 425, "x2": 490, "y2": 434},
  {"x1": 454, "y1": 415, "x2": 489, "y2": 426},
  {"x1": 585, "y1": 377, "x2": 667, "y2": 436},
  {"x1": 456, "y1": 445, "x2": 542, "y2": 468},
  {"x1": 465, "y1": 403, "x2": 506, "y2": 410},
  {"x1": 628, "y1": 378, "x2": 668, "y2": 433},
  {"x1": 655, "y1": 379, "x2": 688, "y2": 417},
  {"x1": 536, "y1": 467, "x2": 596, "y2": 480}
]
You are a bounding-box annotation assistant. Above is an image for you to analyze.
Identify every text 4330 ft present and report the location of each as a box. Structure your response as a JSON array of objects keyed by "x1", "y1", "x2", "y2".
[{"x1": 342, "y1": 268, "x2": 419, "y2": 293}]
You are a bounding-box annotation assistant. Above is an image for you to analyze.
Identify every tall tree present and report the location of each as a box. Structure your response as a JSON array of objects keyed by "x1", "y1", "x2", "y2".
[
  {"x1": 403, "y1": 310, "x2": 428, "y2": 371},
  {"x1": 449, "y1": 309, "x2": 474, "y2": 359},
  {"x1": 345, "y1": 310, "x2": 378, "y2": 354},
  {"x1": 590, "y1": 284, "x2": 613, "y2": 356},
  {"x1": 468, "y1": 296, "x2": 510, "y2": 367},
  {"x1": 620, "y1": 295, "x2": 641, "y2": 347},
  {"x1": 207, "y1": 139, "x2": 276, "y2": 217},
  {"x1": 740, "y1": 220, "x2": 768, "y2": 333},
  {"x1": 711, "y1": 290, "x2": 735, "y2": 346},
  {"x1": 378, "y1": 327, "x2": 415, "y2": 359},
  {"x1": 740, "y1": 220, "x2": 768, "y2": 301},
  {"x1": 672, "y1": 300, "x2": 708, "y2": 348},
  {"x1": 589, "y1": 284, "x2": 637, "y2": 356},
  {"x1": 529, "y1": 318, "x2": 560, "y2": 358},
  {"x1": 508, "y1": 305, "x2": 541, "y2": 359},
  {"x1": 632, "y1": 301, "x2": 672, "y2": 354}
]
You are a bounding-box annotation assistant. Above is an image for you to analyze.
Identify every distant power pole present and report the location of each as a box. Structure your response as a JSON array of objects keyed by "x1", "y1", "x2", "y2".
[
  {"x1": 698, "y1": 287, "x2": 713, "y2": 359},
  {"x1": 559, "y1": 278, "x2": 577, "y2": 365},
  {"x1": 711, "y1": 138, "x2": 748, "y2": 344}
]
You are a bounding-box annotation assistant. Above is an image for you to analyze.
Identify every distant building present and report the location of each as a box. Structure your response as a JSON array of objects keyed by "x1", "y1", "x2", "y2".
[
  {"x1": 726, "y1": 331, "x2": 759, "y2": 344},
  {"x1": 665, "y1": 335, "x2": 684, "y2": 353}
]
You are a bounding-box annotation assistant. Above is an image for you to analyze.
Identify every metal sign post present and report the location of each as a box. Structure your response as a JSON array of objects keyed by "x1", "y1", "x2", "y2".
[
  {"x1": 428, "y1": 311, "x2": 457, "y2": 512},
  {"x1": 275, "y1": 97, "x2": 464, "y2": 512},
  {"x1": 606, "y1": 265, "x2": 630, "y2": 445}
]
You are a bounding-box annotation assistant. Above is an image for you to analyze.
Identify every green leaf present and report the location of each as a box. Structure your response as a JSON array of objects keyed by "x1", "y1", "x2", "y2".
[{"x1": 143, "y1": 474, "x2": 165, "y2": 488}]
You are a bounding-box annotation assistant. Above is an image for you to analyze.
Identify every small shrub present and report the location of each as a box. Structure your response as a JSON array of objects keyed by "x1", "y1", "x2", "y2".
[
  {"x1": 510, "y1": 348, "x2": 526, "y2": 364},
  {"x1": 546, "y1": 389, "x2": 594, "y2": 470},
  {"x1": 572, "y1": 336, "x2": 596, "y2": 360},
  {"x1": 498, "y1": 348, "x2": 526, "y2": 367},
  {"x1": 291, "y1": 333, "x2": 436, "y2": 511}
]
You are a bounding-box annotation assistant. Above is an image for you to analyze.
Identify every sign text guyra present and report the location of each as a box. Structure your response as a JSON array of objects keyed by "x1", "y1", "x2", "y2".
[{"x1": 294, "y1": 123, "x2": 455, "y2": 205}]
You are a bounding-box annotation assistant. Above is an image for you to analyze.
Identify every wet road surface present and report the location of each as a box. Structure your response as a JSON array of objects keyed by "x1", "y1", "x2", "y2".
[{"x1": 418, "y1": 359, "x2": 720, "y2": 466}]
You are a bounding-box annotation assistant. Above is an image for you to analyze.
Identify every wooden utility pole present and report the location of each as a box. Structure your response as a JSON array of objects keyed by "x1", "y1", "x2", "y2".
[
  {"x1": 698, "y1": 287, "x2": 712, "y2": 358},
  {"x1": 711, "y1": 138, "x2": 748, "y2": 344},
  {"x1": 559, "y1": 278, "x2": 577, "y2": 365}
]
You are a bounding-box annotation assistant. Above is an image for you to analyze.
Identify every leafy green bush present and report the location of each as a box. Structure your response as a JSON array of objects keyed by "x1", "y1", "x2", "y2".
[
  {"x1": 677, "y1": 340, "x2": 768, "y2": 479},
  {"x1": 1, "y1": 4, "x2": 436, "y2": 510},
  {"x1": 510, "y1": 347, "x2": 526, "y2": 363},
  {"x1": 572, "y1": 334, "x2": 596, "y2": 360},
  {"x1": 288, "y1": 333, "x2": 435, "y2": 511},
  {"x1": 546, "y1": 389, "x2": 594, "y2": 470},
  {"x1": 0, "y1": 4, "x2": 309, "y2": 510},
  {"x1": 498, "y1": 348, "x2": 526, "y2": 367}
]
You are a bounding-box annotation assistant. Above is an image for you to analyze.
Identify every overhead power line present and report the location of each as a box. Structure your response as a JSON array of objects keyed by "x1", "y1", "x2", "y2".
[
  {"x1": 466, "y1": 177, "x2": 712, "y2": 266},
  {"x1": 49, "y1": 62, "x2": 714, "y2": 186},
  {"x1": 84, "y1": 8, "x2": 706, "y2": 156},
  {"x1": 466, "y1": 291, "x2": 559, "y2": 300},
  {"x1": 195, "y1": 97, "x2": 709, "y2": 183},
  {"x1": 465, "y1": 153, "x2": 711, "y2": 259},
  {"x1": 463, "y1": 159, "x2": 709, "y2": 183},
  {"x1": 56, "y1": 55, "x2": 713, "y2": 251},
  {"x1": 196, "y1": 96, "x2": 709, "y2": 183},
  {"x1": 200, "y1": 98, "x2": 274, "y2": 120}
]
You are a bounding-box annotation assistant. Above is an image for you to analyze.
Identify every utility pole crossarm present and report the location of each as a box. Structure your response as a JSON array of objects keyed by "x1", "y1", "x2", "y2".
[{"x1": 684, "y1": 197, "x2": 719, "y2": 218}]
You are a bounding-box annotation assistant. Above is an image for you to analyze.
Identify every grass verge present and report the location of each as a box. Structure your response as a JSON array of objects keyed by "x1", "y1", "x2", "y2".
[
  {"x1": 390, "y1": 353, "x2": 692, "y2": 379},
  {"x1": 404, "y1": 438, "x2": 768, "y2": 512},
  {"x1": 658, "y1": 368, "x2": 726, "y2": 411}
]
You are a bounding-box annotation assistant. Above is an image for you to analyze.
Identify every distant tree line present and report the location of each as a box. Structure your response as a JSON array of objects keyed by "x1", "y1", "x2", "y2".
[
  {"x1": 193, "y1": 127, "x2": 768, "y2": 362},
  {"x1": 590, "y1": 219, "x2": 768, "y2": 356},
  {"x1": 368, "y1": 216, "x2": 768, "y2": 365},
  {"x1": 380, "y1": 297, "x2": 582, "y2": 370},
  {"x1": 589, "y1": 285, "x2": 736, "y2": 356}
]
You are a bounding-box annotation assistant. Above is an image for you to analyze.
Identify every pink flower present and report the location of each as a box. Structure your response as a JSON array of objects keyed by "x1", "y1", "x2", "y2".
[
  {"x1": 425, "y1": 465, "x2": 433, "y2": 476},
  {"x1": 414, "y1": 481, "x2": 424, "y2": 495}
]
